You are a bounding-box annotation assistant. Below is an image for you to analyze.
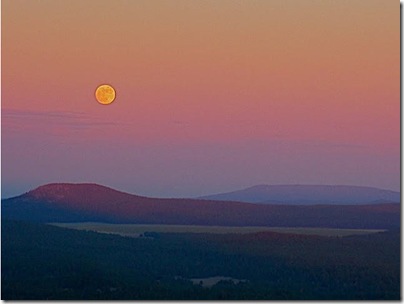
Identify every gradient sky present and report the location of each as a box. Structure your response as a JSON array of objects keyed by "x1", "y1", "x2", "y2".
[{"x1": 2, "y1": 0, "x2": 400, "y2": 198}]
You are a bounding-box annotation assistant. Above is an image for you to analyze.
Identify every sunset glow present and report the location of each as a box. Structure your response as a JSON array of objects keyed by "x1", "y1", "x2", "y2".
[{"x1": 2, "y1": 0, "x2": 399, "y2": 198}]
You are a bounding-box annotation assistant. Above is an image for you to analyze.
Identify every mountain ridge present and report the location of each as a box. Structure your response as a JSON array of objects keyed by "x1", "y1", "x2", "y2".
[
  {"x1": 2, "y1": 183, "x2": 400, "y2": 229},
  {"x1": 199, "y1": 184, "x2": 400, "y2": 205}
]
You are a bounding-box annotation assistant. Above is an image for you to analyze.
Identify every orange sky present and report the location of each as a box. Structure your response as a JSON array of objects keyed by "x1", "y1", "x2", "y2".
[{"x1": 2, "y1": 0, "x2": 400, "y2": 197}]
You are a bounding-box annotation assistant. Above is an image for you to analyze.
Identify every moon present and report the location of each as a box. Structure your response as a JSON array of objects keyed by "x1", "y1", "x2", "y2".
[{"x1": 95, "y1": 84, "x2": 116, "y2": 105}]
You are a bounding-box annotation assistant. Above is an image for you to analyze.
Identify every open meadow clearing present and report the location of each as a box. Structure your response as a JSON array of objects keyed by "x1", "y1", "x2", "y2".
[{"x1": 50, "y1": 222, "x2": 386, "y2": 238}]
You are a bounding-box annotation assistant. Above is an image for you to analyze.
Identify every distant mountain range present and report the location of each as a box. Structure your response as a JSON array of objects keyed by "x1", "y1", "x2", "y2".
[
  {"x1": 199, "y1": 185, "x2": 400, "y2": 205},
  {"x1": 1, "y1": 183, "x2": 400, "y2": 229}
]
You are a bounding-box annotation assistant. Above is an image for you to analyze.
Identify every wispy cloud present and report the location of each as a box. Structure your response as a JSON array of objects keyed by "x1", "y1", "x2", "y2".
[
  {"x1": 296, "y1": 140, "x2": 368, "y2": 150},
  {"x1": 2, "y1": 109, "x2": 124, "y2": 133},
  {"x1": 3, "y1": 109, "x2": 87, "y2": 120},
  {"x1": 1, "y1": 109, "x2": 126, "y2": 135}
]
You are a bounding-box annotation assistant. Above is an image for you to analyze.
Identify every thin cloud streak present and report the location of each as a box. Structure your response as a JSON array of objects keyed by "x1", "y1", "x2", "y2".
[{"x1": 2, "y1": 109, "x2": 126, "y2": 132}]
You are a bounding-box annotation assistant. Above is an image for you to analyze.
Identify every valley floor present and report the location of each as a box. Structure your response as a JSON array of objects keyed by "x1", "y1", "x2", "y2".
[
  {"x1": 2, "y1": 220, "x2": 400, "y2": 300},
  {"x1": 50, "y1": 222, "x2": 386, "y2": 238}
]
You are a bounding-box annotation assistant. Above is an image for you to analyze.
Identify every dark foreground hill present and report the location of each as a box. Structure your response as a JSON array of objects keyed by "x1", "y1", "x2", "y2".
[
  {"x1": 199, "y1": 184, "x2": 400, "y2": 204},
  {"x1": 2, "y1": 220, "x2": 400, "y2": 300},
  {"x1": 2, "y1": 183, "x2": 400, "y2": 229}
]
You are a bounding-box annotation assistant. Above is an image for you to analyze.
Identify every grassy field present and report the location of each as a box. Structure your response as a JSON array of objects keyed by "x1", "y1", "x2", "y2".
[{"x1": 49, "y1": 222, "x2": 386, "y2": 237}]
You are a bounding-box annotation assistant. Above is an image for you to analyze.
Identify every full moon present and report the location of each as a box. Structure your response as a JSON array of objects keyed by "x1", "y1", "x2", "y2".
[{"x1": 95, "y1": 84, "x2": 116, "y2": 105}]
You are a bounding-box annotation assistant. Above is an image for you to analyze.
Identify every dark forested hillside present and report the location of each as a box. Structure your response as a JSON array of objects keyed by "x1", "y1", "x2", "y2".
[{"x1": 2, "y1": 220, "x2": 399, "y2": 300}]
